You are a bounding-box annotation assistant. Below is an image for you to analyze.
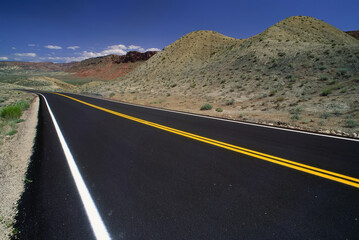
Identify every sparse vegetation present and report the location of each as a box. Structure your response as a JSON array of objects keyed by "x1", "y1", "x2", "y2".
[
  {"x1": 200, "y1": 103, "x2": 213, "y2": 110},
  {"x1": 215, "y1": 107, "x2": 223, "y2": 112},
  {"x1": 345, "y1": 119, "x2": 357, "y2": 128},
  {"x1": 225, "y1": 99, "x2": 235, "y2": 106},
  {"x1": 0, "y1": 105, "x2": 22, "y2": 119}
]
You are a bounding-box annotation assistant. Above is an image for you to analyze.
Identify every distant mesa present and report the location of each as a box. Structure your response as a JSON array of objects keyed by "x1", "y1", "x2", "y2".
[{"x1": 66, "y1": 51, "x2": 158, "y2": 79}]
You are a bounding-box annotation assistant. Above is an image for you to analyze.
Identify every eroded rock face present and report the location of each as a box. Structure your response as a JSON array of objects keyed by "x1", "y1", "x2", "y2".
[
  {"x1": 66, "y1": 51, "x2": 158, "y2": 79},
  {"x1": 70, "y1": 51, "x2": 157, "y2": 67},
  {"x1": 346, "y1": 31, "x2": 359, "y2": 40},
  {"x1": 119, "y1": 51, "x2": 158, "y2": 63}
]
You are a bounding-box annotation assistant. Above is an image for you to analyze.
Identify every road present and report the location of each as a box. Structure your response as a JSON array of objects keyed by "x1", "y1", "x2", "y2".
[{"x1": 15, "y1": 92, "x2": 359, "y2": 239}]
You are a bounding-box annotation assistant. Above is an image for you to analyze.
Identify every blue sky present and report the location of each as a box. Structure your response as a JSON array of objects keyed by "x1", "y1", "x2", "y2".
[{"x1": 0, "y1": 0, "x2": 358, "y2": 63}]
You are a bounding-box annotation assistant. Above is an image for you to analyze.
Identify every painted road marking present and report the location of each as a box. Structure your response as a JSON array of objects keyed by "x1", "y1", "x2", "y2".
[
  {"x1": 75, "y1": 92, "x2": 359, "y2": 143},
  {"x1": 40, "y1": 94, "x2": 111, "y2": 240},
  {"x1": 52, "y1": 93, "x2": 359, "y2": 188}
]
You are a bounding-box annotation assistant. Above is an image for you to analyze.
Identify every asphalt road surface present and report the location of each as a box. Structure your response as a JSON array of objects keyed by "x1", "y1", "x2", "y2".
[{"x1": 15, "y1": 92, "x2": 359, "y2": 239}]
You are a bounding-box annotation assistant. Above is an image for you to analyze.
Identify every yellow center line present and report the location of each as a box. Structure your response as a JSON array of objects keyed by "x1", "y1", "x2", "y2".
[{"x1": 52, "y1": 92, "x2": 359, "y2": 188}]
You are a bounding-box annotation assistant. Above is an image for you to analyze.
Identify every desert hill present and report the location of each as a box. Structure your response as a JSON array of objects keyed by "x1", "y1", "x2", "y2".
[
  {"x1": 78, "y1": 16, "x2": 359, "y2": 135},
  {"x1": 67, "y1": 51, "x2": 157, "y2": 80}
]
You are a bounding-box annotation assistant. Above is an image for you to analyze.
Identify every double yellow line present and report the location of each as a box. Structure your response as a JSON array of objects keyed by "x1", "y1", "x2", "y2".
[{"x1": 53, "y1": 93, "x2": 359, "y2": 188}]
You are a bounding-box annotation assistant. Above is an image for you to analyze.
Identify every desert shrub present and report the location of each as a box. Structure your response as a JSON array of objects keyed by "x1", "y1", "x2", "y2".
[
  {"x1": 337, "y1": 68, "x2": 347, "y2": 76},
  {"x1": 289, "y1": 107, "x2": 302, "y2": 115},
  {"x1": 291, "y1": 114, "x2": 299, "y2": 121},
  {"x1": 0, "y1": 105, "x2": 22, "y2": 119},
  {"x1": 321, "y1": 112, "x2": 332, "y2": 119},
  {"x1": 319, "y1": 65, "x2": 328, "y2": 70},
  {"x1": 345, "y1": 119, "x2": 357, "y2": 128},
  {"x1": 16, "y1": 100, "x2": 30, "y2": 110},
  {"x1": 320, "y1": 84, "x2": 342, "y2": 96},
  {"x1": 275, "y1": 96, "x2": 284, "y2": 102},
  {"x1": 269, "y1": 90, "x2": 276, "y2": 96},
  {"x1": 200, "y1": 103, "x2": 213, "y2": 110},
  {"x1": 7, "y1": 129, "x2": 18, "y2": 136},
  {"x1": 109, "y1": 92, "x2": 115, "y2": 97},
  {"x1": 320, "y1": 88, "x2": 332, "y2": 96},
  {"x1": 225, "y1": 99, "x2": 235, "y2": 105},
  {"x1": 319, "y1": 75, "x2": 328, "y2": 81},
  {"x1": 215, "y1": 108, "x2": 223, "y2": 112}
]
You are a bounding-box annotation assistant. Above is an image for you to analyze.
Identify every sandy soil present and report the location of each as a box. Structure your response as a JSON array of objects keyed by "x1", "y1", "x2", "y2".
[
  {"x1": 0, "y1": 95, "x2": 39, "y2": 240},
  {"x1": 109, "y1": 91, "x2": 359, "y2": 138}
]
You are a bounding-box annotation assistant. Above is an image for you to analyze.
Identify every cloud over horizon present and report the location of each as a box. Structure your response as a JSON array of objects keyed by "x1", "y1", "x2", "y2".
[
  {"x1": 0, "y1": 56, "x2": 8, "y2": 60},
  {"x1": 13, "y1": 43, "x2": 160, "y2": 63},
  {"x1": 146, "y1": 48, "x2": 161, "y2": 51},
  {"x1": 14, "y1": 53, "x2": 36, "y2": 57},
  {"x1": 44, "y1": 45, "x2": 62, "y2": 50}
]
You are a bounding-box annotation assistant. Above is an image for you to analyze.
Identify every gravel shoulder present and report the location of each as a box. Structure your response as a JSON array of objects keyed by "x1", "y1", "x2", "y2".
[{"x1": 0, "y1": 94, "x2": 39, "y2": 240}]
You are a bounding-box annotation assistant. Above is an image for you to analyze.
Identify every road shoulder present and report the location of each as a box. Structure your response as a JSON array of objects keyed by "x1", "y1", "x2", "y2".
[{"x1": 0, "y1": 95, "x2": 39, "y2": 239}]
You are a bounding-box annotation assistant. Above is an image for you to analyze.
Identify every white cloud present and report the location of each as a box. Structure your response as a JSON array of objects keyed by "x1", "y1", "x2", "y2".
[
  {"x1": 45, "y1": 44, "x2": 160, "y2": 63},
  {"x1": 14, "y1": 53, "x2": 36, "y2": 57},
  {"x1": 108, "y1": 44, "x2": 127, "y2": 50},
  {"x1": 146, "y1": 48, "x2": 161, "y2": 51},
  {"x1": 44, "y1": 45, "x2": 62, "y2": 50},
  {"x1": 28, "y1": 44, "x2": 36, "y2": 47},
  {"x1": 11, "y1": 47, "x2": 16, "y2": 50},
  {"x1": 67, "y1": 46, "x2": 80, "y2": 50},
  {"x1": 0, "y1": 56, "x2": 8, "y2": 60},
  {"x1": 128, "y1": 45, "x2": 141, "y2": 50}
]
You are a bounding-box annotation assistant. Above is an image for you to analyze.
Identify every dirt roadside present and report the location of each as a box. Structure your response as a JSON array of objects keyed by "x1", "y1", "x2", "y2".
[{"x1": 0, "y1": 95, "x2": 39, "y2": 240}]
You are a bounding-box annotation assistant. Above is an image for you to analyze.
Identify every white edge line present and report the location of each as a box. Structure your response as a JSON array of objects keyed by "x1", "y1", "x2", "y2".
[
  {"x1": 39, "y1": 94, "x2": 111, "y2": 240},
  {"x1": 73, "y1": 92, "x2": 359, "y2": 143}
]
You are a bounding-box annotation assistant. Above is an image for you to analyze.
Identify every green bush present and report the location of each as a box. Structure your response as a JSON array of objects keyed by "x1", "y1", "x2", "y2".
[
  {"x1": 320, "y1": 88, "x2": 332, "y2": 96},
  {"x1": 337, "y1": 68, "x2": 347, "y2": 76},
  {"x1": 7, "y1": 129, "x2": 18, "y2": 136},
  {"x1": 215, "y1": 108, "x2": 223, "y2": 112},
  {"x1": 200, "y1": 103, "x2": 213, "y2": 110},
  {"x1": 0, "y1": 105, "x2": 22, "y2": 119},
  {"x1": 16, "y1": 100, "x2": 30, "y2": 110},
  {"x1": 345, "y1": 119, "x2": 357, "y2": 128},
  {"x1": 320, "y1": 85, "x2": 343, "y2": 96},
  {"x1": 291, "y1": 113, "x2": 299, "y2": 121},
  {"x1": 319, "y1": 75, "x2": 328, "y2": 81}
]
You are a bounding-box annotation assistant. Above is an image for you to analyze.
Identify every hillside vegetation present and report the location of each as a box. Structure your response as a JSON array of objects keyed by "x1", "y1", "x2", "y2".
[{"x1": 75, "y1": 16, "x2": 359, "y2": 136}]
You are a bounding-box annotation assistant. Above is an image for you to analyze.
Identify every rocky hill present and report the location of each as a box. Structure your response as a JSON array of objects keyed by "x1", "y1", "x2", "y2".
[
  {"x1": 78, "y1": 16, "x2": 359, "y2": 136},
  {"x1": 346, "y1": 31, "x2": 359, "y2": 40},
  {"x1": 67, "y1": 51, "x2": 157, "y2": 80}
]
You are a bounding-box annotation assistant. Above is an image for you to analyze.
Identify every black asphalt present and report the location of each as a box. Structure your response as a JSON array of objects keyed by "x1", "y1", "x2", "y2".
[{"x1": 15, "y1": 92, "x2": 359, "y2": 239}]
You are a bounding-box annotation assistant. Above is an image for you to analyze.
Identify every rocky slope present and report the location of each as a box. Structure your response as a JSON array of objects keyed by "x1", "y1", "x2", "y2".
[
  {"x1": 67, "y1": 51, "x2": 157, "y2": 80},
  {"x1": 79, "y1": 16, "x2": 359, "y2": 135},
  {"x1": 346, "y1": 31, "x2": 359, "y2": 40}
]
